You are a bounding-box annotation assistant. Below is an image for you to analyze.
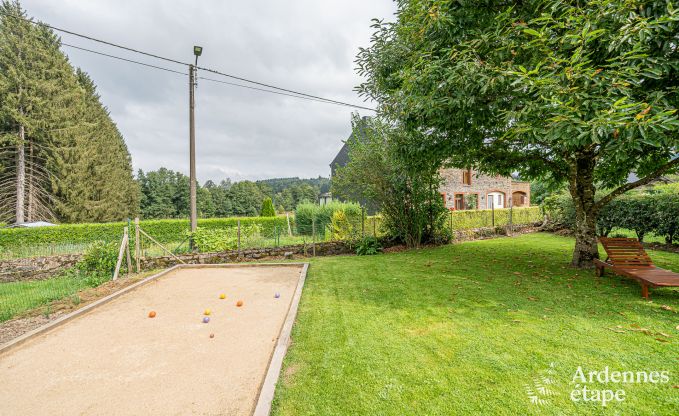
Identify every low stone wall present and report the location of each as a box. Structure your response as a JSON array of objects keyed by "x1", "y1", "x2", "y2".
[
  {"x1": 1, "y1": 226, "x2": 542, "y2": 283},
  {"x1": 452, "y1": 223, "x2": 540, "y2": 242},
  {"x1": 0, "y1": 254, "x2": 82, "y2": 283},
  {"x1": 140, "y1": 241, "x2": 354, "y2": 270}
]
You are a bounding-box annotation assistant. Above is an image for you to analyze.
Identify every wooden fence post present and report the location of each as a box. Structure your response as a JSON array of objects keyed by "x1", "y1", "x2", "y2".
[
  {"x1": 237, "y1": 219, "x2": 241, "y2": 257},
  {"x1": 312, "y1": 216, "x2": 316, "y2": 257},
  {"x1": 113, "y1": 227, "x2": 129, "y2": 281},
  {"x1": 361, "y1": 207, "x2": 365, "y2": 238},
  {"x1": 286, "y1": 212, "x2": 292, "y2": 237},
  {"x1": 509, "y1": 200, "x2": 513, "y2": 235},
  {"x1": 125, "y1": 227, "x2": 132, "y2": 277},
  {"x1": 134, "y1": 218, "x2": 140, "y2": 273}
]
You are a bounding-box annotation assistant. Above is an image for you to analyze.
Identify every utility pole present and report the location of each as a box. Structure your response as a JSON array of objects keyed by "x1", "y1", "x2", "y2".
[{"x1": 189, "y1": 46, "x2": 202, "y2": 248}]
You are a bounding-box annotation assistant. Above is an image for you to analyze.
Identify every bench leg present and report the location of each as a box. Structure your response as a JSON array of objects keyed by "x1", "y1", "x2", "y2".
[
  {"x1": 641, "y1": 283, "x2": 649, "y2": 299},
  {"x1": 595, "y1": 265, "x2": 604, "y2": 277}
]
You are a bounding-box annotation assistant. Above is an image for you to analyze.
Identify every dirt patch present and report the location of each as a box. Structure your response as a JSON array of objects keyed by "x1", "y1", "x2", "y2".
[
  {"x1": 282, "y1": 362, "x2": 301, "y2": 385},
  {"x1": 0, "y1": 271, "x2": 159, "y2": 346},
  {"x1": 383, "y1": 245, "x2": 407, "y2": 253}
]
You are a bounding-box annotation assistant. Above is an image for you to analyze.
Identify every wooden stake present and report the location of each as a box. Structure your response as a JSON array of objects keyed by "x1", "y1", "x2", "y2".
[
  {"x1": 312, "y1": 217, "x2": 316, "y2": 257},
  {"x1": 237, "y1": 219, "x2": 241, "y2": 257},
  {"x1": 125, "y1": 227, "x2": 132, "y2": 277},
  {"x1": 113, "y1": 228, "x2": 129, "y2": 281},
  {"x1": 134, "y1": 218, "x2": 140, "y2": 273},
  {"x1": 286, "y1": 213, "x2": 292, "y2": 237}
]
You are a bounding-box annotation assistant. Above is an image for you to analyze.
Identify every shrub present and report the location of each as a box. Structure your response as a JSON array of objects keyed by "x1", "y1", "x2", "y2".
[
  {"x1": 653, "y1": 193, "x2": 679, "y2": 244},
  {"x1": 616, "y1": 195, "x2": 658, "y2": 242},
  {"x1": 330, "y1": 209, "x2": 361, "y2": 241},
  {"x1": 544, "y1": 191, "x2": 678, "y2": 244},
  {"x1": 260, "y1": 198, "x2": 276, "y2": 217},
  {"x1": 295, "y1": 202, "x2": 362, "y2": 236},
  {"x1": 355, "y1": 236, "x2": 382, "y2": 255},
  {"x1": 542, "y1": 193, "x2": 576, "y2": 229},
  {"x1": 77, "y1": 241, "x2": 119, "y2": 275}
]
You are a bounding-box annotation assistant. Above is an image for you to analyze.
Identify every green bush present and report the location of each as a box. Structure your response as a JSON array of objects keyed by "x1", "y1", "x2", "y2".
[
  {"x1": 260, "y1": 198, "x2": 276, "y2": 217},
  {"x1": 355, "y1": 236, "x2": 382, "y2": 255},
  {"x1": 330, "y1": 209, "x2": 361, "y2": 241},
  {"x1": 544, "y1": 191, "x2": 679, "y2": 244},
  {"x1": 449, "y1": 206, "x2": 542, "y2": 230},
  {"x1": 295, "y1": 202, "x2": 362, "y2": 236},
  {"x1": 0, "y1": 216, "x2": 291, "y2": 252},
  {"x1": 77, "y1": 241, "x2": 119, "y2": 275},
  {"x1": 191, "y1": 224, "x2": 261, "y2": 253},
  {"x1": 653, "y1": 193, "x2": 679, "y2": 244}
]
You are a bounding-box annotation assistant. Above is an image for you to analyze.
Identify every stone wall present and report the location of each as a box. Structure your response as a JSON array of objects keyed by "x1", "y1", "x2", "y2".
[
  {"x1": 140, "y1": 241, "x2": 354, "y2": 270},
  {"x1": 439, "y1": 168, "x2": 531, "y2": 209},
  {"x1": 0, "y1": 254, "x2": 82, "y2": 283}
]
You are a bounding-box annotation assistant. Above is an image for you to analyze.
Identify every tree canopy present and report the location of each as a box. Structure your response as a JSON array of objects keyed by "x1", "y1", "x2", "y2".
[{"x1": 357, "y1": 0, "x2": 679, "y2": 266}]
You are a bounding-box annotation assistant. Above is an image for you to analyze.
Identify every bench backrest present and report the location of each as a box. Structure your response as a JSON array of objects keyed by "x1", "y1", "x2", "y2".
[{"x1": 599, "y1": 237, "x2": 654, "y2": 268}]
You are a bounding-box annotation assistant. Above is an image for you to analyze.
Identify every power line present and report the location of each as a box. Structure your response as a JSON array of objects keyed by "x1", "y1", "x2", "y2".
[
  {"x1": 198, "y1": 67, "x2": 377, "y2": 111},
  {"x1": 1, "y1": 10, "x2": 377, "y2": 112},
  {"x1": 198, "y1": 76, "x2": 363, "y2": 107},
  {"x1": 62, "y1": 43, "x2": 188, "y2": 76},
  {"x1": 60, "y1": 42, "x2": 371, "y2": 109}
]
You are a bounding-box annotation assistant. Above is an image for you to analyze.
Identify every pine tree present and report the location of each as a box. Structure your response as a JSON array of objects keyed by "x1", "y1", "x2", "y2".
[{"x1": 0, "y1": 1, "x2": 139, "y2": 223}]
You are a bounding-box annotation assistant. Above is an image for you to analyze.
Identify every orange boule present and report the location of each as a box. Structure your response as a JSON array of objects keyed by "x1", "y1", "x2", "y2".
[
  {"x1": 236, "y1": 300, "x2": 243, "y2": 307},
  {"x1": 148, "y1": 311, "x2": 156, "y2": 318}
]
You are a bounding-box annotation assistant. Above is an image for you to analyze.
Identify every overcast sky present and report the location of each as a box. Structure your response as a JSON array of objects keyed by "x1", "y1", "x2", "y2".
[{"x1": 22, "y1": 0, "x2": 396, "y2": 183}]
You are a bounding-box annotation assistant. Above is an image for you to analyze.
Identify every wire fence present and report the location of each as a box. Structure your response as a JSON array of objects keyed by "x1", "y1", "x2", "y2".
[{"x1": 0, "y1": 207, "x2": 541, "y2": 325}]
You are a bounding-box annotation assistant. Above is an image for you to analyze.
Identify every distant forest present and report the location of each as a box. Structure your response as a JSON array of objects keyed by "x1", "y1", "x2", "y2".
[{"x1": 138, "y1": 168, "x2": 330, "y2": 220}]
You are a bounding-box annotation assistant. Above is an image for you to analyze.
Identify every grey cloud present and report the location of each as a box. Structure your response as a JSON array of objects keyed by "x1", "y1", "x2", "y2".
[{"x1": 23, "y1": 0, "x2": 395, "y2": 182}]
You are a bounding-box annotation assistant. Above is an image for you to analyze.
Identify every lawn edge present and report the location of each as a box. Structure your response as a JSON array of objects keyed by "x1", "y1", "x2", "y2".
[{"x1": 253, "y1": 262, "x2": 309, "y2": 416}]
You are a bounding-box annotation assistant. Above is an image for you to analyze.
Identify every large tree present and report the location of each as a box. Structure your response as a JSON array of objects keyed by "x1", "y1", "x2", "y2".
[{"x1": 357, "y1": 0, "x2": 679, "y2": 267}]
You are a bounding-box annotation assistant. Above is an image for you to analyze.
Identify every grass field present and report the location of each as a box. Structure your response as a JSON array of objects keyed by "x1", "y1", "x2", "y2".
[{"x1": 272, "y1": 233, "x2": 678, "y2": 415}]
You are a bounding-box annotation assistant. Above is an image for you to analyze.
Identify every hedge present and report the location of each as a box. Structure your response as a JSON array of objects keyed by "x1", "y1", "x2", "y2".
[
  {"x1": 0, "y1": 216, "x2": 293, "y2": 251},
  {"x1": 295, "y1": 202, "x2": 362, "y2": 236},
  {"x1": 449, "y1": 206, "x2": 542, "y2": 230},
  {"x1": 543, "y1": 192, "x2": 679, "y2": 244}
]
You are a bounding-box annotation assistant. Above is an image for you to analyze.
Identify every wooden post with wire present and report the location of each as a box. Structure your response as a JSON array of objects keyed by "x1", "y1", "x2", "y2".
[
  {"x1": 237, "y1": 219, "x2": 241, "y2": 257},
  {"x1": 312, "y1": 216, "x2": 316, "y2": 257},
  {"x1": 134, "y1": 218, "x2": 140, "y2": 273},
  {"x1": 113, "y1": 227, "x2": 129, "y2": 281}
]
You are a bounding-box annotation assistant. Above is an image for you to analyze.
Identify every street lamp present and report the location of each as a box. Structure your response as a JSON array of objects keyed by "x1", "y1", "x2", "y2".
[{"x1": 189, "y1": 46, "x2": 202, "y2": 245}]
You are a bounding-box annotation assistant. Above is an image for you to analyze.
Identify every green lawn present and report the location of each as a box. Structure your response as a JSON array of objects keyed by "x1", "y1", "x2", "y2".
[
  {"x1": 272, "y1": 233, "x2": 678, "y2": 415},
  {"x1": 0, "y1": 273, "x2": 88, "y2": 321}
]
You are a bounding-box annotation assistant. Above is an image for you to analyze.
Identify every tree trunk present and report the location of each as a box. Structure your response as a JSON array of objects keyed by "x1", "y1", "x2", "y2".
[
  {"x1": 15, "y1": 125, "x2": 26, "y2": 224},
  {"x1": 569, "y1": 155, "x2": 599, "y2": 268}
]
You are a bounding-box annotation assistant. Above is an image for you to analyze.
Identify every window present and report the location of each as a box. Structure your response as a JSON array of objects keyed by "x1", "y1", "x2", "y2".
[
  {"x1": 487, "y1": 192, "x2": 505, "y2": 209},
  {"x1": 454, "y1": 194, "x2": 465, "y2": 210},
  {"x1": 462, "y1": 169, "x2": 472, "y2": 185}
]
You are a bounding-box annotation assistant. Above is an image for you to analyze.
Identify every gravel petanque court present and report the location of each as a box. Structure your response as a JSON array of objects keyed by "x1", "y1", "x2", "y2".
[{"x1": 0, "y1": 264, "x2": 306, "y2": 416}]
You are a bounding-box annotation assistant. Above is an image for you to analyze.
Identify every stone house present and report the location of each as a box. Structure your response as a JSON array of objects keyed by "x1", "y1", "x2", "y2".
[
  {"x1": 439, "y1": 168, "x2": 530, "y2": 210},
  {"x1": 330, "y1": 120, "x2": 530, "y2": 210}
]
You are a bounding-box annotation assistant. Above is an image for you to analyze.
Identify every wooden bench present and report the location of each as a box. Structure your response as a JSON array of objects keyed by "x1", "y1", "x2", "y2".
[{"x1": 594, "y1": 237, "x2": 679, "y2": 299}]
